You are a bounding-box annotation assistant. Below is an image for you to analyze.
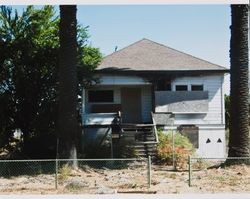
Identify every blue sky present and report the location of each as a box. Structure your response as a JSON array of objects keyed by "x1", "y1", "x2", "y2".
[
  {"x1": 11, "y1": 5, "x2": 231, "y2": 92},
  {"x1": 77, "y1": 5, "x2": 231, "y2": 69},
  {"x1": 13, "y1": 5, "x2": 230, "y2": 67}
]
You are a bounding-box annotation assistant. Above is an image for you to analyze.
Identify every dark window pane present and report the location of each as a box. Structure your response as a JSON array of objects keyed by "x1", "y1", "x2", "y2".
[
  {"x1": 156, "y1": 80, "x2": 171, "y2": 91},
  {"x1": 176, "y1": 85, "x2": 188, "y2": 91},
  {"x1": 88, "y1": 90, "x2": 114, "y2": 102},
  {"x1": 191, "y1": 85, "x2": 203, "y2": 91}
]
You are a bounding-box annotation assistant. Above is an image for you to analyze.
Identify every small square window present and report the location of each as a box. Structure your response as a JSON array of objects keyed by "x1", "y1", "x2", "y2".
[
  {"x1": 88, "y1": 90, "x2": 114, "y2": 103},
  {"x1": 176, "y1": 85, "x2": 188, "y2": 91},
  {"x1": 191, "y1": 85, "x2": 203, "y2": 91}
]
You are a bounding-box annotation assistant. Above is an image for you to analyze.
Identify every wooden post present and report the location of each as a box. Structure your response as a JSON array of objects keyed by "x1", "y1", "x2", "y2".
[
  {"x1": 188, "y1": 156, "x2": 192, "y2": 187},
  {"x1": 147, "y1": 155, "x2": 152, "y2": 188},
  {"x1": 55, "y1": 159, "x2": 58, "y2": 189}
]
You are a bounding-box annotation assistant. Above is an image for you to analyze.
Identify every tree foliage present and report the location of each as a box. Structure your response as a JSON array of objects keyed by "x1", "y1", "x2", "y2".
[{"x1": 0, "y1": 6, "x2": 102, "y2": 157}]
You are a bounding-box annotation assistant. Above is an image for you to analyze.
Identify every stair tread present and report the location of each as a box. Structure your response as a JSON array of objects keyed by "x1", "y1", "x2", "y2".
[{"x1": 116, "y1": 123, "x2": 157, "y2": 158}]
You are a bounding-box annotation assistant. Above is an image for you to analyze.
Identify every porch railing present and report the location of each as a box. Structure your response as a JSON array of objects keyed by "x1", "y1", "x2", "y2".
[{"x1": 151, "y1": 112, "x2": 159, "y2": 144}]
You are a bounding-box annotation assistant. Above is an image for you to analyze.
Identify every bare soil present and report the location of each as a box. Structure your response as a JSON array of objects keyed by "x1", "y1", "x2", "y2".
[{"x1": 0, "y1": 163, "x2": 249, "y2": 194}]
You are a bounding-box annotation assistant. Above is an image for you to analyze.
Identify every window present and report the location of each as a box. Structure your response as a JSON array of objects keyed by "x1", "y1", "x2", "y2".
[
  {"x1": 88, "y1": 90, "x2": 114, "y2": 103},
  {"x1": 191, "y1": 85, "x2": 204, "y2": 91},
  {"x1": 175, "y1": 85, "x2": 188, "y2": 91},
  {"x1": 156, "y1": 80, "x2": 171, "y2": 91}
]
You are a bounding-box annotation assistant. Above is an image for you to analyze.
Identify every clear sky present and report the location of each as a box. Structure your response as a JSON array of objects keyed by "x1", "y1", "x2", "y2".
[
  {"x1": 77, "y1": 5, "x2": 231, "y2": 69},
  {"x1": 13, "y1": 5, "x2": 230, "y2": 67},
  {"x1": 11, "y1": 5, "x2": 231, "y2": 92}
]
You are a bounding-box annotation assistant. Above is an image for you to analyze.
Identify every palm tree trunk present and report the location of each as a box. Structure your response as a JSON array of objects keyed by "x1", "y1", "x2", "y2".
[
  {"x1": 228, "y1": 4, "x2": 250, "y2": 163},
  {"x1": 58, "y1": 5, "x2": 78, "y2": 167}
]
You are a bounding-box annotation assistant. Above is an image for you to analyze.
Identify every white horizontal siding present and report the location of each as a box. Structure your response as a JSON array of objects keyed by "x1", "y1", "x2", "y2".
[
  {"x1": 172, "y1": 75, "x2": 224, "y2": 125},
  {"x1": 83, "y1": 74, "x2": 225, "y2": 126},
  {"x1": 203, "y1": 75, "x2": 223, "y2": 124}
]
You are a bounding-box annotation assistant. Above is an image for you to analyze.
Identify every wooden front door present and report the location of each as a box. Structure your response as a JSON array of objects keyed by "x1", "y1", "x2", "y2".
[{"x1": 121, "y1": 87, "x2": 142, "y2": 123}]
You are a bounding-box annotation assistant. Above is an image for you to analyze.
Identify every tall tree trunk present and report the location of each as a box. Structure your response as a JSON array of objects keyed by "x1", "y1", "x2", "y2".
[
  {"x1": 58, "y1": 5, "x2": 78, "y2": 167},
  {"x1": 228, "y1": 5, "x2": 249, "y2": 163}
]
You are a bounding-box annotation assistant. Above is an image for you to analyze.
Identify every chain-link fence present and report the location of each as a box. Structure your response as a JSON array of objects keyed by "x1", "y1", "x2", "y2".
[
  {"x1": 1, "y1": 156, "x2": 249, "y2": 193},
  {"x1": 0, "y1": 158, "x2": 150, "y2": 193},
  {"x1": 188, "y1": 156, "x2": 250, "y2": 192},
  {"x1": 0, "y1": 159, "x2": 56, "y2": 192}
]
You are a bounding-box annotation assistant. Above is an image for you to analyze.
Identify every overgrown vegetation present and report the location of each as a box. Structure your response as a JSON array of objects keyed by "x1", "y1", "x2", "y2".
[
  {"x1": 155, "y1": 130, "x2": 194, "y2": 169},
  {"x1": 58, "y1": 164, "x2": 71, "y2": 183},
  {"x1": 0, "y1": 6, "x2": 102, "y2": 158}
]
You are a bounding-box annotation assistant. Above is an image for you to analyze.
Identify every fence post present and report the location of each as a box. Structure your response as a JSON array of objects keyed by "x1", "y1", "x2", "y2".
[
  {"x1": 147, "y1": 155, "x2": 152, "y2": 188},
  {"x1": 172, "y1": 130, "x2": 176, "y2": 170},
  {"x1": 55, "y1": 159, "x2": 58, "y2": 189},
  {"x1": 188, "y1": 155, "x2": 192, "y2": 187}
]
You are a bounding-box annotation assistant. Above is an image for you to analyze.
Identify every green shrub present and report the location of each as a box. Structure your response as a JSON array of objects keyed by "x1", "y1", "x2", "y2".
[{"x1": 156, "y1": 130, "x2": 194, "y2": 169}]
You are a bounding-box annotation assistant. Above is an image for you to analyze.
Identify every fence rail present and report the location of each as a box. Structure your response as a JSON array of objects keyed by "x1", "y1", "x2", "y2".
[
  {"x1": 0, "y1": 157, "x2": 151, "y2": 192},
  {"x1": 0, "y1": 156, "x2": 249, "y2": 193}
]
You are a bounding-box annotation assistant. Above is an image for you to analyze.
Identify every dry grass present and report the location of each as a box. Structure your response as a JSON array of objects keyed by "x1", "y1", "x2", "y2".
[{"x1": 0, "y1": 163, "x2": 249, "y2": 194}]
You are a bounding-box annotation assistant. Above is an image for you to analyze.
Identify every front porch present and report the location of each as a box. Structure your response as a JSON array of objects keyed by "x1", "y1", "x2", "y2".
[
  {"x1": 82, "y1": 114, "x2": 159, "y2": 158},
  {"x1": 81, "y1": 75, "x2": 210, "y2": 158}
]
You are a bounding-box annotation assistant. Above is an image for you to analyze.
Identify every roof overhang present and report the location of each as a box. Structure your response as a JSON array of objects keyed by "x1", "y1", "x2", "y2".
[{"x1": 95, "y1": 69, "x2": 229, "y2": 76}]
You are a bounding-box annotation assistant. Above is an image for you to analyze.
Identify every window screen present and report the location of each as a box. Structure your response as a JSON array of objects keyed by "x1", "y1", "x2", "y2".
[
  {"x1": 175, "y1": 85, "x2": 188, "y2": 91},
  {"x1": 88, "y1": 90, "x2": 114, "y2": 103},
  {"x1": 191, "y1": 85, "x2": 204, "y2": 91}
]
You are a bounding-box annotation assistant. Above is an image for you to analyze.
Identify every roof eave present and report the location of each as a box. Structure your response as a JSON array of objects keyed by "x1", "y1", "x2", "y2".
[{"x1": 95, "y1": 69, "x2": 229, "y2": 75}]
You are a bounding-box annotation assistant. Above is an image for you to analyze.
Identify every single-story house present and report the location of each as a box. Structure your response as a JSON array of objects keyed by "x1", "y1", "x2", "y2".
[{"x1": 81, "y1": 38, "x2": 229, "y2": 158}]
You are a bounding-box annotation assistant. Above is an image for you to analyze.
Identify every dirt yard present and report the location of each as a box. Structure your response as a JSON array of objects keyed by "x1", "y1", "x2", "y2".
[{"x1": 0, "y1": 163, "x2": 249, "y2": 194}]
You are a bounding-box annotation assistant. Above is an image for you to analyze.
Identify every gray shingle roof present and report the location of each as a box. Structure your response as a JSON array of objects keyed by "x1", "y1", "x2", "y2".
[{"x1": 97, "y1": 38, "x2": 228, "y2": 72}]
